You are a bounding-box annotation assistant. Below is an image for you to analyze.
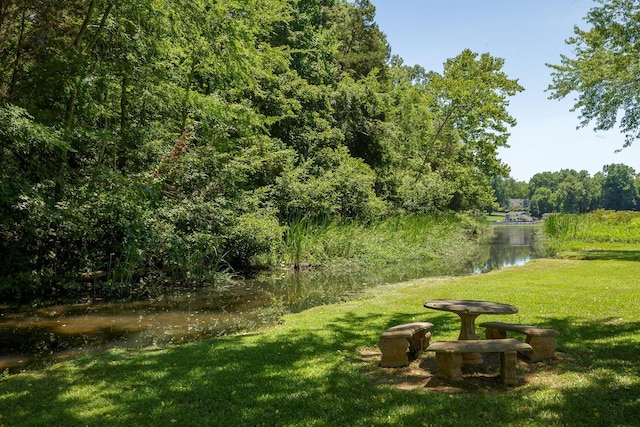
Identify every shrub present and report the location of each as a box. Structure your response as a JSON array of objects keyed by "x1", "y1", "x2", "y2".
[
  {"x1": 224, "y1": 212, "x2": 285, "y2": 266},
  {"x1": 396, "y1": 172, "x2": 453, "y2": 214},
  {"x1": 274, "y1": 146, "x2": 387, "y2": 221}
]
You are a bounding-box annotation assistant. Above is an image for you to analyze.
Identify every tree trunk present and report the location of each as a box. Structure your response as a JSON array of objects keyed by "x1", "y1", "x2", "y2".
[
  {"x1": 84, "y1": 3, "x2": 113, "y2": 54},
  {"x1": 413, "y1": 103, "x2": 458, "y2": 184},
  {"x1": 117, "y1": 73, "x2": 130, "y2": 169},
  {"x1": 181, "y1": 57, "x2": 197, "y2": 135},
  {"x1": 73, "y1": 0, "x2": 97, "y2": 50},
  {"x1": 7, "y1": 6, "x2": 26, "y2": 101},
  {"x1": 65, "y1": 1, "x2": 113, "y2": 129}
]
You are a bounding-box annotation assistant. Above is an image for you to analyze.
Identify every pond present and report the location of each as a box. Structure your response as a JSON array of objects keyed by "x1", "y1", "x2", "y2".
[{"x1": 0, "y1": 225, "x2": 542, "y2": 373}]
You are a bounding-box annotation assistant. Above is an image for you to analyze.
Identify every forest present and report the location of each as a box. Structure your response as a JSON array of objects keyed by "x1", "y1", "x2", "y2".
[{"x1": 0, "y1": 0, "x2": 637, "y2": 301}]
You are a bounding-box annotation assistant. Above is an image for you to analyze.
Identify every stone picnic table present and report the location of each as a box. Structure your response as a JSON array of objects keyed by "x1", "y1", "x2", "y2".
[{"x1": 423, "y1": 299, "x2": 518, "y2": 365}]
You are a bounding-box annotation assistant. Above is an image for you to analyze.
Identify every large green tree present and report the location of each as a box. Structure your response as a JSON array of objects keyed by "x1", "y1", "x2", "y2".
[
  {"x1": 529, "y1": 187, "x2": 554, "y2": 217},
  {"x1": 388, "y1": 50, "x2": 523, "y2": 212},
  {"x1": 547, "y1": 0, "x2": 640, "y2": 149},
  {"x1": 333, "y1": 0, "x2": 390, "y2": 79},
  {"x1": 528, "y1": 169, "x2": 602, "y2": 215},
  {"x1": 601, "y1": 163, "x2": 638, "y2": 210}
]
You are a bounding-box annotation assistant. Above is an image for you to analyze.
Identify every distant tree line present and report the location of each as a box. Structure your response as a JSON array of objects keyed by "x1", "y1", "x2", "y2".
[
  {"x1": 492, "y1": 163, "x2": 640, "y2": 217},
  {"x1": 0, "y1": 0, "x2": 523, "y2": 299}
]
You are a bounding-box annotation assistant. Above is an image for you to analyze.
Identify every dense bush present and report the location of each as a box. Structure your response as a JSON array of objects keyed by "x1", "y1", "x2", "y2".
[
  {"x1": 274, "y1": 146, "x2": 388, "y2": 221},
  {"x1": 396, "y1": 173, "x2": 454, "y2": 214}
]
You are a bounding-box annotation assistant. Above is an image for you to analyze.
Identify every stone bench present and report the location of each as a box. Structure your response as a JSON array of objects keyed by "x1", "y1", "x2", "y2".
[
  {"x1": 378, "y1": 322, "x2": 433, "y2": 367},
  {"x1": 479, "y1": 321, "x2": 559, "y2": 362},
  {"x1": 426, "y1": 339, "x2": 532, "y2": 385}
]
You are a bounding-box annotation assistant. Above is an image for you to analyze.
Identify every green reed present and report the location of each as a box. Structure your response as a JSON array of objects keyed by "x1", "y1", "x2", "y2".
[
  {"x1": 279, "y1": 214, "x2": 481, "y2": 274},
  {"x1": 544, "y1": 210, "x2": 640, "y2": 243}
]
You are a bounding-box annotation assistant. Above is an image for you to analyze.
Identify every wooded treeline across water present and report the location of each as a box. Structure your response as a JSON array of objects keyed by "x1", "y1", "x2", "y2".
[{"x1": 493, "y1": 165, "x2": 640, "y2": 217}]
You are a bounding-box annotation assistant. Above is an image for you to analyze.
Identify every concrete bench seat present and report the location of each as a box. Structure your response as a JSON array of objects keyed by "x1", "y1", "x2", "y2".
[
  {"x1": 378, "y1": 322, "x2": 433, "y2": 367},
  {"x1": 479, "y1": 321, "x2": 559, "y2": 361},
  {"x1": 426, "y1": 339, "x2": 532, "y2": 385}
]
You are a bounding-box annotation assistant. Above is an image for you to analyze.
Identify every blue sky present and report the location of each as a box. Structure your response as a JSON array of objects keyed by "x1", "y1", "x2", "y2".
[{"x1": 370, "y1": 0, "x2": 640, "y2": 182}]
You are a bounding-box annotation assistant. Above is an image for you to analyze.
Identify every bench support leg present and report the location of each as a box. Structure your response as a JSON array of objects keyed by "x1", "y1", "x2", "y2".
[
  {"x1": 500, "y1": 351, "x2": 518, "y2": 385},
  {"x1": 378, "y1": 336, "x2": 409, "y2": 368},
  {"x1": 485, "y1": 327, "x2": 507, "y2": 339},
  {"x1": 525, "y1": 336, "x2": 557, "y2": 362},
  {"x1": 408, "y1": 331, "x2": 431, "y2": 355},
  {"x1": 435, "y1": 353, "x2": 463, "y2": 380}
]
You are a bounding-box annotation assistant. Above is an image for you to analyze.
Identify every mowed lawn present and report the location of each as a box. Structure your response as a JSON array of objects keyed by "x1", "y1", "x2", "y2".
[{"x1": 1, "y1": 256, "x2": 639, "y2": 426}]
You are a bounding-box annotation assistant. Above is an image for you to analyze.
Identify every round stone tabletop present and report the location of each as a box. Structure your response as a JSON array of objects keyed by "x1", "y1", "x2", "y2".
[{"x1": 424, "y1": 299, "x2": 518, "y2": 315}]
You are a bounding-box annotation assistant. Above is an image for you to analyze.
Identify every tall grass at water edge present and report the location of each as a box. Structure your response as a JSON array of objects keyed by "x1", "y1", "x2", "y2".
[
  {"x1": 544, "y1": 210, "x2": 640, "y2": 257},
  {"x1": 281, "y1": 214, "x2": 481, "y2": 273}
]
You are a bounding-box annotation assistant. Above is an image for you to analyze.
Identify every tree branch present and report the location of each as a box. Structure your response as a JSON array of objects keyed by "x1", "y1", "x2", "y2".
[
  {"x1": 413, "y1": 102, "x2": 458, "y2": 184},
  {"x1": 84, "y1": 3, "x2": 113, "y2": 54},
  {"x1": 73, "y1": 0, "x2": 97, "y2": 49}
]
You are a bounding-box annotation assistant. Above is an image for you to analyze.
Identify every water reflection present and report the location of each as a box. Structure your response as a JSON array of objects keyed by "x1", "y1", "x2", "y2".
[
  {"x1": 470, "y1": 225, "x2": 542, "y2": 274},
  {"x1": 0, "y1": 225, "x2": 541, "y2": 373}
]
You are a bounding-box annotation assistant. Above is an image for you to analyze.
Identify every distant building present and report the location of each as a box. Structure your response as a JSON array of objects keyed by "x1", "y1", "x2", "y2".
[{"x1": 508, "y1": 199, "x2": 530, "y2": 209}]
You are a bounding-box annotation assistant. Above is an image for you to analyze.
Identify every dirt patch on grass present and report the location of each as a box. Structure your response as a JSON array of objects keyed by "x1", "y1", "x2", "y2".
[{"x1": 359, "y1": 349, "x2": 561, "y2": 394}]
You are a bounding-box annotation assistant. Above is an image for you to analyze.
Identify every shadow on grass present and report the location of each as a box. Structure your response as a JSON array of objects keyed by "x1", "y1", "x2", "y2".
[
  {"x1": 530, "y1": 316, "x2": 640, "y2": 425},
  {"x1": 1, "y1": 311, "x2": 639, "y2": 426},
  {"x1": 568, "y1": 249, "x2": 640, "y2": 261},
  {"x1": 546, "y1": 316, "x2": 640, "y2": 373}
]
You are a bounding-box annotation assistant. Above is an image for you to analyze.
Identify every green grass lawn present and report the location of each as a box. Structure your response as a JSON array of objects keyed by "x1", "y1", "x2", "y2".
[
  {"x1": 484, "y1": 212, "x2": 505, "y2": 222},
  {"x1": 2, "y1": 255, "x2": 640, "y2": 426}
]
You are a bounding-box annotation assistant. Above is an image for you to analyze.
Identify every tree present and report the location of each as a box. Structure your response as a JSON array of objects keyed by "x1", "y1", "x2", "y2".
[
  {"x1": 416, "y1": 50, "x2": 523, "y2": 210},
  {"x1": 491, "y1": 177, "x2": 511, "y2": 210},
  {"x1": 547, "y1": 0, "x2": 640, "y2": 149},
  {"x1": 381, "y1": 50, "x2": 523, "y2": 213},
  {"x1": 528, "y1": 171, "x2": 562, "y2": 198},
  {"x1": 601, "y1": 163, "x2": 638, "y2": 210},
  {"x1": 332, "y1": 72, "x2": 388, "y2": 169},
  {"x1": 530, "y1": 187, "x2": 558, "y2": 217},
  {"x1": 528, "y1": 169, "x2": 603, "y2": 214},
  {"x1": 578, "y1": 169, "x2": 603, "y2": 211},
  {"x1": 268, "y1": 0, "x2": 338, "y2": 85},
  {"x1": 554, "y1": 175, "x2": 587, "y2": 213},
  {"x1": 491, "y1": 177, "x2": 529, "y2": 211},
  {"x1": 333, "y1": 0, "x2": 390, "y2": 80}
]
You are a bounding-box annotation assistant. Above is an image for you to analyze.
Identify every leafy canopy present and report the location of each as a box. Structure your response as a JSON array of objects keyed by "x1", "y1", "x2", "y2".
[{"x1": 547, "y1": 0, "x2": 640, "y2": 149}]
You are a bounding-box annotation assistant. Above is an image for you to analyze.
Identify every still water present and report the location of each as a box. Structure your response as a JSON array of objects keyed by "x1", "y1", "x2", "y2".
[
  {"x1": 0, "y1": 225, "x2": 541, "y2": 373},
  {"x1": 471, "y1": 224, "x2": 542, "y2": 273}
]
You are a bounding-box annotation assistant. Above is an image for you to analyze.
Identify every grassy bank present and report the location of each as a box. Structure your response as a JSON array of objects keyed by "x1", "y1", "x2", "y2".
[
  {"x1": 1, "y1": 251, "x2": 639, "y2": 426},
  {"x1": 543, "y1": 210, "x2": 640, "y2": 257}
]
